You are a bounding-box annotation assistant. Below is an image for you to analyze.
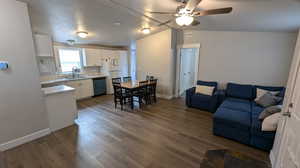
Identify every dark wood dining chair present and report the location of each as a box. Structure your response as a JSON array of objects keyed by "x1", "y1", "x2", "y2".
[
  {"x1": 113, "y1": 83, "x2": 131, "y2": 110},
  {"x1": 146, "y1": 75, "x2": 154, "y2": 81},
  {"x1": 112, "y1": 77, "x2": 121, "y2": 84},
  {"x1": 133, "y1": 81, "x2": 150, "y2": 107},
  {"x1": 123, "y1": 76, "x2": 132, "y2": 82},
  {"x1": 149, "y1": 79, "x2": 158, "y2": 103}
]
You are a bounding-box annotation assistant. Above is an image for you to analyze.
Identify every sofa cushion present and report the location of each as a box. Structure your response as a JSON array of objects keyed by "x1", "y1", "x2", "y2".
[
  {"x1": 213, "y1": 121, "x2": 251, "y2": 145},
  {"x1": 220, "y1": 98, "x2": 251, "y2": 112},
  {"x1": 190, "y1": 94, "x2": 211, "y2": 110},
  {"x1": 214, "y1": 107, "x2": 251, "y2": 129},
  {"x1": 226, "y1": 83, "x2": 253, "y2": 100},
  {"x1": 191, "y1": 93, "x2": 211, "y2": 102}
]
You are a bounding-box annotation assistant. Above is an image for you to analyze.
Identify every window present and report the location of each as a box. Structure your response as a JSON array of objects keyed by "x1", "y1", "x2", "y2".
[{"x1": 58, "y1": 49, "x2": 83, "y2": 72}]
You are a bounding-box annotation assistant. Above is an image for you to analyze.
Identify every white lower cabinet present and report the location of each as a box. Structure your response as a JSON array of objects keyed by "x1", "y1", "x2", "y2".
[
  {"x1": 64, "y1": 79, "x2": 94, "y2": 100},
  {"x1": 80, "y1": 79, "x2": 94, "y2": 98}
]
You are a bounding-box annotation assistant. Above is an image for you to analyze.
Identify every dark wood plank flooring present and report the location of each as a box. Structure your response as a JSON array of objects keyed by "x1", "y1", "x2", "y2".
[{"x1": 4, "y1": 95, "x2": 270, "y2": 168}]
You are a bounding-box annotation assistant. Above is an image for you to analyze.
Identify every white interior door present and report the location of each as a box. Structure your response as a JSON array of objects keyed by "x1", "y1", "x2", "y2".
[
  {"x1": 280, "y1": 64, "x2": 300, "y2": 168},
  {"x1": 272, "y1": 31, "x2": 300, "y2": 168},
  {"x1": 179, "y1": 48, "x2": 197, "y2": 95}
]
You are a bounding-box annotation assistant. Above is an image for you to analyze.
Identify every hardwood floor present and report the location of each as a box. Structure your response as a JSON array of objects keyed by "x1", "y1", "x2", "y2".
[{"x1": 4, "y1": 95, "x2": 270, "y2": 168}]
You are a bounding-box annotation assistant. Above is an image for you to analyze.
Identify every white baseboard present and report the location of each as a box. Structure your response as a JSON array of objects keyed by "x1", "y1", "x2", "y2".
[
  {"x1": 270, "y1": 149, "x2": 275, "y2": 167},
  {"x1": 157, "y1": 94, "x2": 173, "y2": 100},
  {"x1": 0, "y1": 128, "x2": 50, "y2": 151}
]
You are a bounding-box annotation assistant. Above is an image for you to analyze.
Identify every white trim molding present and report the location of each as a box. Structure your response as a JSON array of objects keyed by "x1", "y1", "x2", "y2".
[
  {"x1": 157, "y1": 94, "x2": 174, "y2": 100},
  {"x1": 270, "y1": 149, "x2": 275, "y2": 167},
  {"x1": 175, "y1": 43, "x2": 201, "y2": 98},
  {"x1": 0, "y1": 128, "x2": 50, "y2": 151}
]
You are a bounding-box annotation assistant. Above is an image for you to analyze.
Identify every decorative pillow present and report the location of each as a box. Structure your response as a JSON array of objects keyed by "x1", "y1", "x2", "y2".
[
  {"x1": 255, "y1": 92, "x2": 282, "y2": 107},
  {"x1": 195, "y1": 85, "x2": 215, "y2": 96},
  {"x1": 262, "y1": 113, "x2": 281, "y2": 131},
  {"x1": 259, "y1": 105, "x2": 282, "y2": 120},
  {"x1": 255, "y1": 88, "x2": 279, "y2": 101}
]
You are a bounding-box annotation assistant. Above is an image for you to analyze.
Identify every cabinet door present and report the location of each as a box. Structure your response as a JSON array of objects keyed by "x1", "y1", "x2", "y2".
[
  {"x1": 84, "y1": 48, "x2": 101, "y2": 66},
  {"x1": 79, "y1": 79, "x2": 94, "y2": 98},
  {"x1": 64, "y1": 81, "x2": 80, "y2": 99},
  {"x1": 102, "y1": 49, "x2": 113, "y2": 58},
  {"x1": 34, "y1": 34, "x2": 53, "y2": 57}
]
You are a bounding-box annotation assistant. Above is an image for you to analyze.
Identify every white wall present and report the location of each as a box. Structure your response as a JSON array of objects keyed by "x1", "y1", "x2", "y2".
[
  {"x1": 182, "y1": 30, "x2": 297, "y2": 87},
  {"x1": 136, "y1": 29, "x2": 177, "y2": 98},
  {"x1": 0, "y1": 0, "x2": 48, "y2": 146}
]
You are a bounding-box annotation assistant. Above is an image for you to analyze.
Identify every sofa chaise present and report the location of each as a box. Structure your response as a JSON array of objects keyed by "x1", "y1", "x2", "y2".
[{"x1": 213, "y1": 83, "x2": 285, "y2": 151}]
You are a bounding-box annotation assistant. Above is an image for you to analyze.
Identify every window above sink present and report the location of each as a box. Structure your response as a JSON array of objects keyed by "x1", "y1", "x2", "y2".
[{"x1": 58, "y1": 48, "x2": 84, "y2": 73}]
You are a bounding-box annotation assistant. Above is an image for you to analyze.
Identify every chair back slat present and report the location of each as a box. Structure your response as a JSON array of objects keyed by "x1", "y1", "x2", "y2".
[
  {"x1": 149, "y1": 79, "x2": 157, "y2": 93},
  {"x1": 112, "y1": 77, "x2": 121, "y2": 85},
  {"x1": 123, "y1": 76, "x2": 132, "y2": 82},
  {"x1": 146, "y1": 75, "x2": 154, "y2": 81},
  {"x1": 139, "y1": 80, "x2": 149, "y2": 86},
  {"x1": 113, "y1": 83, "x2": 122, "y2": 96}
]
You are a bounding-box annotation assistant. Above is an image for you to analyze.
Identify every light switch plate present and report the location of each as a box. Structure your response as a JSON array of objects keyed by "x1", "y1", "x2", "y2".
[{"x1": 0, "y1": 61, "x2": 9, "y2": 70}]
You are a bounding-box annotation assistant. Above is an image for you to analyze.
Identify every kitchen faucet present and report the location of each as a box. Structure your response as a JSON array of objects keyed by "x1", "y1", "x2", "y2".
[{"x1": 72, "y1": 66, "x2": 80, "y2": 78}]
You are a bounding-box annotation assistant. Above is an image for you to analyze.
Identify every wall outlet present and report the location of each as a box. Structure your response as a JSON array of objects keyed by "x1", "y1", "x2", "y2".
[{"x1": 0, "y1": 61, "x2": 9, "y2": 70}]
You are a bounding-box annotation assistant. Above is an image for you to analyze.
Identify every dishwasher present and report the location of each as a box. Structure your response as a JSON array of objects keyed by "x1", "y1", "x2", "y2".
[{"x1": 93, "y1": 77, "x2": 107, "y2": 96}]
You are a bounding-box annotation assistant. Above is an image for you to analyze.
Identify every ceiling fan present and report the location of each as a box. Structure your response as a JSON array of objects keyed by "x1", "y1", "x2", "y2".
[{"x1": 149, "y1": 0, "x2": 233, "y2": 27}]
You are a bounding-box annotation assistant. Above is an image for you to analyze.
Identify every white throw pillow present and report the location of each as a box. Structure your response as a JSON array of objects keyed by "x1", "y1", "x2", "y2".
[
  {"x1": 255, "y1": 88, "x2": 279, "y2": 101},
  {"x1": 195, "y1": 85, "x2": 215, "y2": 96},
  {"x1": 262, "y1": 113, "x2": 281, "y2": 131}
]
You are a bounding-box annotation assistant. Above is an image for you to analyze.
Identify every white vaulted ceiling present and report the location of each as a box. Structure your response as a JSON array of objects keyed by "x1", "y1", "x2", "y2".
[{"x1": 19, "y1": 0, "x2": 300, "y2": 46}]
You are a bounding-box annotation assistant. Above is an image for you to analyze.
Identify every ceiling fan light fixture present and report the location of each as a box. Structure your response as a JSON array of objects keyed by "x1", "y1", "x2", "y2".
[
  {"x1": 176, "y1": 15, "x2": 194, "y2": 26},
  {"x1": 77, "y1": 31, "x2": 88, "y2": 38},
  {"x1": 141, "y1": 28, "x2": 151, "y2": 34},
  {"x1": 66, "y1": 40, "x2": 75, "y2": 45}
]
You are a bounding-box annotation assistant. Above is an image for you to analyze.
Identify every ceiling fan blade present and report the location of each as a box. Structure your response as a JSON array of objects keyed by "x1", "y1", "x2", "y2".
[
  {"x1": 185, "y1": 0, "x2": 202, "y2": 12},
  {"x1": 148, "y1": 11, "x2": 176, "y2": 15},
  {"x1": 158, "y1": 19, "x2": 173, "y2": 26},
  {"x1": 194, "y1": 7, "x2": 233, "y2": 16},
  {"x1": 191, "y1": 20, "x2": 200, "y2": 26}
]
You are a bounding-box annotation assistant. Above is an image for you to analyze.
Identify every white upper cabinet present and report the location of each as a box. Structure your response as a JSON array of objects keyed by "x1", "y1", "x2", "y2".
[
  {"x1": 34, "y1": 34, "x2": 53, "y2": 57},
  {"x1": 83, "y1": 48, "x2": 102, "y2": 67}
]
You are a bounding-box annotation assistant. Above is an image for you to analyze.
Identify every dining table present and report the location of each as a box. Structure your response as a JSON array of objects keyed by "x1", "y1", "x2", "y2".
[{"x1": 120, "y1": 80, "x2": 152, "y2": 109}]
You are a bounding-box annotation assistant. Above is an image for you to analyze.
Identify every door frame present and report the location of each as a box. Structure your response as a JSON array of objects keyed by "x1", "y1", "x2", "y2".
[{"x1": 175, "y1": 43, "x2": 201, "y2": 98}]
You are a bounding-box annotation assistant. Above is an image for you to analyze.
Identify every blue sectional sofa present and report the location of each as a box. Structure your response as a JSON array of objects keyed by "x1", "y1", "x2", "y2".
[
  {"x1": 186, "y1": 80, "x2": 219, "y2": 113},
  {"x1": 213, "y1": 83, "x2": 285, "y2": 151}
]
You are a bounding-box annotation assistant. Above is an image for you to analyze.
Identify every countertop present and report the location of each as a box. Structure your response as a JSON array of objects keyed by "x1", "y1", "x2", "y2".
[
  {"x1": 42, "y1": 85, "x2": 75, "y2": 96},
  {"x1": 40, "y1": 74, "x2": 108, "y2": 85}
]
